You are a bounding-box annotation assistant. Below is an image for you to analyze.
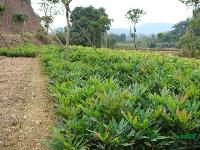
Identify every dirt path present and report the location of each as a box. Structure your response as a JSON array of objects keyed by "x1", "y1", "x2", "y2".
[{"x1": 0, "y1": 57, "x2": 53, "y2": 150}]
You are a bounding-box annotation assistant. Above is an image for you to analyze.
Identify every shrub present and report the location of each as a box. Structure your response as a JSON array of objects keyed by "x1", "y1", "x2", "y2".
[
  {"x1": 35, "y1": 26, "x2": 50, "y2": 44},
  {"x1": 0, "y1": 3, "x2": 6, "y2": 16}
]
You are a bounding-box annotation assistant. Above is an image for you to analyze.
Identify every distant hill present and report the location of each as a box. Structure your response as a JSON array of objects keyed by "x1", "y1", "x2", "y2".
[{"x1": 109, "y1": 23, "x2": 174, "y2": 35}]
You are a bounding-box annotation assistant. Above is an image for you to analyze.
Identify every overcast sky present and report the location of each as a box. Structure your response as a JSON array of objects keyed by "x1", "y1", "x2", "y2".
[{"x1": 31, "y1": 0, "x2": 192, "y2": 28}]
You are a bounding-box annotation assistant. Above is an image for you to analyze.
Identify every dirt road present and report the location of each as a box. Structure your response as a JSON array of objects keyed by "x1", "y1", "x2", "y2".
[{"x1": 0, "y1": 57, "x2": 53, "y2": 150}]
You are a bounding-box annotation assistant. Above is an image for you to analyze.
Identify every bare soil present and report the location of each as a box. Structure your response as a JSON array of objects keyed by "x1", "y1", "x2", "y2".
[{"x1": 0, "y1": 57, "x2": 53, "y2": 150}]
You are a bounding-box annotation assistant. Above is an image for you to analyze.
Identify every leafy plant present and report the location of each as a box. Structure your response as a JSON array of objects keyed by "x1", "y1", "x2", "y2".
[
  {"x1": 41, "y1": 46, "x2": 200, "y2": 149},
  {"x1": 0, "y1": 44, "x2": 39, "y2": 57}
]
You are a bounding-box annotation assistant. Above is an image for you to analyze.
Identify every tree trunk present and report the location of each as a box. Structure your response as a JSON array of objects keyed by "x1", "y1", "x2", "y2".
[
  {"x1": 105, "y1": 32, "x2": 107, "y2": 48},
  {"x1": 49, "y1": 27, "x2": 64, "y2": 46},
  {"x1": 133, "y1": 25, "x2": 137, "y2": 50},
  {"x1": 65, "y1": 7, "x2": 70, "y2": 60}
]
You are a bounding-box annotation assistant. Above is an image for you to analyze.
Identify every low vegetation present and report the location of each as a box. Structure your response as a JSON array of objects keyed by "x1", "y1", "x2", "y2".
[
  {"x1": 41, "y1": 46, "x2": 200, "y2": 149},
  {"x1": 0, "y1": 45, "x2": 39, "y2": 57}
]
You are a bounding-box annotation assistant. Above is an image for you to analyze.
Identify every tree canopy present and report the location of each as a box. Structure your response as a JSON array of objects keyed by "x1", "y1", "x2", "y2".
[
  {"x1": 70, "y1": 6, "x2": 111, "y2": 47},
  {"x1": 126, "y1": 9, "x2": 145, "y2": 26}
]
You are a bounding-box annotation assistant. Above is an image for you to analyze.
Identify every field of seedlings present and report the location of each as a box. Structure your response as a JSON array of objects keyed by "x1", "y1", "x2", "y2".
[
  {"x1": 0, "y1": 45, "x2": 38, "y2": 57},
  {"x1": 41, "y1": 46, "x2": 200, "y2": 149}
]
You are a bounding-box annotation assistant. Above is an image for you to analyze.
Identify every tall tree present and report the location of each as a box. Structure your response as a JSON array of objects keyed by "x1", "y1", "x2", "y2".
[
  {"x1": 40, "y1": 0, "x2": 58, "y2": 45},
  {"x1": 179, "y1": 0, "x2": 200, "y2": 17},
  {"x1": 47, "y1": 0, "x2": 73, "y2": 59},
  {"x1": 126, "y1": 8, "x2": 145, "y2": 49},
  {"x1": 178, "y1": 0, "x2": 200, "y2": 57},
  {"x1": 40, "y1": 0, "x2": 54, "y2": 34},
  {"x1": 70, "y1": 6, "x2": 111, "y2": 48}
]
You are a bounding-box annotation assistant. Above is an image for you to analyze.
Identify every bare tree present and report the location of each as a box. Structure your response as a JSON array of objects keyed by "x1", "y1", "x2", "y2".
[
  {"x1": 47, "y1": 0, "x2": 73, "y2": 59},
  {"x1": 40, "y1": 0, "x2": 58, "y2": 45}
]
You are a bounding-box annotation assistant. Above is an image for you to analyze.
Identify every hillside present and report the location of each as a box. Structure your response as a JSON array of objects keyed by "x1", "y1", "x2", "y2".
[
  {"x1": 0, "y1": 0, "x2": 40, "y2": 34},
  {"x1": 109, "y1": 23, "x2": 174, "y2": 35}
]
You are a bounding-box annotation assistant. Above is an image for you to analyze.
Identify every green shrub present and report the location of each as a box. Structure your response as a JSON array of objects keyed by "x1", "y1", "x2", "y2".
[
  {"x1": 35, "y1": 26, "x2": 50, "y2": 44},
  {"x1": 0, "y1": 3, "x2": 6, "y2": 16},
  {"x1": 41, "y1": 46, "x2": 200, "y2": 149},
  {"x1": 12, "y1": 13, "x2": 28, "y2": 23},
  {"x1": 0, "y1": 44, "x2": 39, "y2": 57}
]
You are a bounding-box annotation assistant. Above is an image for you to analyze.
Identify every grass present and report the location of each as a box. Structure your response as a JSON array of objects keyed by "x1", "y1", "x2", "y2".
[
  {"x1": 41, "y1": 46, "x2": 200, "y2": 149},
  {"x1": 0, "y1": 44, "x2": 39, "y2": 57}
]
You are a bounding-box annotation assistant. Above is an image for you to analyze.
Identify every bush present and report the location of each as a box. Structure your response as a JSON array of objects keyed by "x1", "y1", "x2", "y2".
[
  {"x1": 12, "y1": 13, "x2": 28, "y2": 23},
  {"x1": 35, "y1": 26, "x2": 50, "y2": 44},
  {"x1": 0, "y1": 3, "x2": 6, "y2": 16}
]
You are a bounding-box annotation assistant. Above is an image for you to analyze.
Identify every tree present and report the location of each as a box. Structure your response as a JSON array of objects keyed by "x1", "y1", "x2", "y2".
[
  {"x1": 12, "y1": 13, "x2": 28, "y2": 43},
  {"x1": 70, "y1": 6, "x2": 111, "y2": 48},
  {"x1": 40, "y1": 0, "x2": 55, "y2": 34},
  {"x1": 126, "y1": 8, "x2": 145, "y2": 49},
  {"x1": 178, "y1": 0, "x2": 200, "y2": 57},
  {"x1": 157, "y1": 33, "x2": 164, "y2": 42},
  {"x1": 179, "y1": 0, "x2": 200, "y2": 17},
  {"x1": 47, "y1": 0, "x2": 73, "y2": 59},
  {"x1": 40, "y1": 0, "x2": 58, "y2": 45},
  {"x1": 172, "y1": 19, "x2": 190, "y2": 39},
  {"x1": 102, "y1": 34, "x2": 117, "y2": 48},
  {"x1": 149, "y1": 34, "x2": 157, "y2": 48}
]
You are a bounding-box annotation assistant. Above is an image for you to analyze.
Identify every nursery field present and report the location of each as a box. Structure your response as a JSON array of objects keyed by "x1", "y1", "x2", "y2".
[
  {"x1": 41, "y1": 46, "x2": 200, "y2": 149},
  {"x1": 0, "y1": 45, "x2": 200, "y2": 149}
]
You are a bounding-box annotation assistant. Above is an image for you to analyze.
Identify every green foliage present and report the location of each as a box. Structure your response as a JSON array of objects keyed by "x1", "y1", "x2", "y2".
[
  {"x1": 178, "y1": 31, "x2": 197, "y2": 55},
  {"x1": 126, "y1": 9, "x2": 145, "y2": 26},
  {"x1": 40, "y1": 0, "x2": 57, "y2": 32},
  {"x1": 177, "y1": 1, "x2": 200, "y2": 57},
  {"x1": 172, "y1": 19, "x2": 190, "y2": 41},
  {"x1": 179, "y1": 0, "x2": 199, "y2": 9},
  {"x1": 41, "y1": 16, "x2": 53, "y2": 28},
  {"x1": 54, "y1": 30, "x2": 66, "y2": 45},
  {"x1": 70, "y1": 6, "x2": 112, "y2": 48},
  {"x1": 126, "y1": 8, "x2": 145, "y2": 49},
  {"x1": 41, "y1": 46, "x2": 200, "y2": 149},
  {"x1": 35, "y1": 26, "x2": 50, "y2": 44},
  {"x1": 0, "y1": 45, "x2": 38, "y2": 57},
  {"x1": 12, "y1": 13, "x2": 28, "y2": 24},
  {"x1": 178, "y1": 12, "x2": 200, "y2": 57},
  {"x1": 101, "y1": 34, "x2": 117, "y2": 48},
  {"x1": 0, "y1": 3, "x2": 6, "y2": 16}
]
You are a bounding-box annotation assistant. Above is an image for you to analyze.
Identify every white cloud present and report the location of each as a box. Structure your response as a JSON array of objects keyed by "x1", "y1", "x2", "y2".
[{"x1": 31, "y1": 0, "x2": 192, "y2": 28}]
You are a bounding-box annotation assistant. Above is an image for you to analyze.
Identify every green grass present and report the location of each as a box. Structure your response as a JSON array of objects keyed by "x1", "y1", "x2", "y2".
[
  {"x1": 41, "y1": 46, "x2": 200, "y2": 149},
  {"x1": 0, "y1": 44, "x2": 39, "y2": 57}
]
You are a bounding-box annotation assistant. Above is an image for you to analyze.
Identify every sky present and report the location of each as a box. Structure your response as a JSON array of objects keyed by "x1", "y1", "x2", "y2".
[{"x1": 31, "y1": 0, "x2": 193, "y2": 29}]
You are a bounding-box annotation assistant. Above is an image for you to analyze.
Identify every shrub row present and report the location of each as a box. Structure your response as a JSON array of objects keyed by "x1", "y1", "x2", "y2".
[
  {"x1": 0, "y1": 44, "x2": 39, "y2": 57},
  {"x1": 41, "y1": 46, "x2": 200, "y2": 149}
]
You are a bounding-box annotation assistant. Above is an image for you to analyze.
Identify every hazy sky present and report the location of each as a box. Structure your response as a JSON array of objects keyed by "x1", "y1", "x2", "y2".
[{"x1": 31, "y1": 0, "x2": 192, "y2": 28}]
